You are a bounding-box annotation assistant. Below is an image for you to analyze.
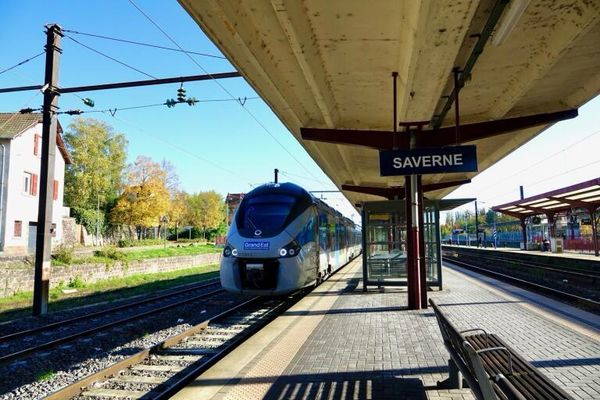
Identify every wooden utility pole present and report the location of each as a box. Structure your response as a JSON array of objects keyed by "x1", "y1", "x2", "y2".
[{"x1": 33, "y1": 24, "x2": 63, "y2": 315}]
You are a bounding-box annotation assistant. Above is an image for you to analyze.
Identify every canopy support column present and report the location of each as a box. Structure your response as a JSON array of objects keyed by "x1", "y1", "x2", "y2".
[
  {"x1": 590, "y1": 208, "x2": 599, "y2": 257},
  {"x1": 520, "y1": 217, "x2": 527, "y2": 250}
]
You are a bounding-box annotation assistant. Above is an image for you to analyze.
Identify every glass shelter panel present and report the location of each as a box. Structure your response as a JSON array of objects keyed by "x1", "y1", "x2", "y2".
[
  {"x1": 362, "y1": 200, "x2": 442, "y2": 289},
  {"x1": 362, "y1": 200, "x2": 407, "y2": 287}
]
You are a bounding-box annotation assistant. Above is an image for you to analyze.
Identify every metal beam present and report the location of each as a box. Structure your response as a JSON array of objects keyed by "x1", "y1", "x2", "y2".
[
  {"x1": 431, "y1": 0, "x2": 510, "y2": 128},
  {"x1": 301, "y1": 109, "x2": 577, "y2": 150},
  {"x1": 341, "y1": 179, "x2": 471, "y2": 200},
  {"x1": 60, "y1": 72, "x2": 241, "y2": 93}
]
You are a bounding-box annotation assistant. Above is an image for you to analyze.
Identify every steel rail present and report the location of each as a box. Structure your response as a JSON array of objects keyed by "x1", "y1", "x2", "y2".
[
  {"x1": 444, "y1": 258, "x2": 600, "y2": 310},
  {"x1": 0, "y1": 278, "x2": 221, "y2": 343},
  {"x1": 43, "y1": 257, "x2": 358, "y2": 399},
  {"x1": 43, "y1": 296, "x2": 262, "y2": 400},
  {"x1": 0, "y1": 288, "x2": 226, "y2": 365}
]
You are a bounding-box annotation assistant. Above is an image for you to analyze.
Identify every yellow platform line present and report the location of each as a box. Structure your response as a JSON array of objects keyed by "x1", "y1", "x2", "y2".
[{"x1": 173, "y1": 258, "x2": 362, "y2": 400}]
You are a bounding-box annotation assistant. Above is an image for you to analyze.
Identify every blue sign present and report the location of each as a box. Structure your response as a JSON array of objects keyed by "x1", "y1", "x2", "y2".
[
  {"x1": 379, "y1": 145, "x2": 477, "y2": 176},
  {"x1": 244, "y1": 241, "x2": 270, "y2": 251}
]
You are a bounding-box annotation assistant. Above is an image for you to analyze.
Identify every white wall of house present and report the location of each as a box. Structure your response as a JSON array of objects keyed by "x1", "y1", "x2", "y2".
[{"x1": 0, "y1": 123, "x2": 66, "y2": 254}]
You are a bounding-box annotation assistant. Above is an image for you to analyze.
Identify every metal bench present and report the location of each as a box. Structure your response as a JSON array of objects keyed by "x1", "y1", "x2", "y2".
[{"x1": 429, "y1": 299, "x2": 573, "y2": 400}]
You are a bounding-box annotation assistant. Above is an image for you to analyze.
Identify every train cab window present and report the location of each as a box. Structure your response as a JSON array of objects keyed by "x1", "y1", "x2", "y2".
[{"x1": 238, "y1": 194, "x2": 296, "y2": 234}]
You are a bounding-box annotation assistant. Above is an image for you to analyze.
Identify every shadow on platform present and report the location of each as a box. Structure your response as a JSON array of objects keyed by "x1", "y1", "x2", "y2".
[{"x1": 186, "y1": 368, "x2": 439, "y2": 400}]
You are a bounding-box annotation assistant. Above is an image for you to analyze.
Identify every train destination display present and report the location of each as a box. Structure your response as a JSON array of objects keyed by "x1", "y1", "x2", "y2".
[{"x1": 379, "y1": 145, "x2": 477, "y2": 176}]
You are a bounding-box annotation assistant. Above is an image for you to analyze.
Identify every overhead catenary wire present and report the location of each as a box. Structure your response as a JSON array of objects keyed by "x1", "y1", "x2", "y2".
[
  {"x1": 126, "y1": 0, "x2": 320, "y2": 180},
  {"x1": 105, "y1": 112, "x2": 257, "y2": 190},
  {"x1": 55, "y1": 96, "x2": 260, "y2": 116},
  {"x1": 65, "y1": 35, "x2": 158, "y2": 80},
  {"x1": 62, "y1": 29, "x2": 227, "y2": 60},
  {"x1": 476, "y1": 127, "x2": 600, "y2": 197},
  {"x1": 0, "y1": 52, "x2": 45, "y2": 76}
]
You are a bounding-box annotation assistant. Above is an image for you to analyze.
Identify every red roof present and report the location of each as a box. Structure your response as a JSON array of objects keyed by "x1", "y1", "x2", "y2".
[{"x1": 493, "y1": 178, "x2": 600, "y2": 217}]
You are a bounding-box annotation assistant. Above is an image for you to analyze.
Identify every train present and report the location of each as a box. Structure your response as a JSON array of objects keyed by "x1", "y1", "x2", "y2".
[{"x1": 220, "y1": 182, "x2": 362, "y2": 295}]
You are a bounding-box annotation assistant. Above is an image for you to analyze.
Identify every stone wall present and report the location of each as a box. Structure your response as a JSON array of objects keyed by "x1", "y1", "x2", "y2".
[{"x1": 0, "y1": 252, "x2": 222, "y2": 297}]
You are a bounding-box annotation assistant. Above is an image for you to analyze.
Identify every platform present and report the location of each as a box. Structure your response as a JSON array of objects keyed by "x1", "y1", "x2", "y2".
[
  {"x1": 173, "y1": 258, "x2": 600, "y2": 400},
  {"x1": 445, "y1": 244, "x2": 600, "y2": 262}
]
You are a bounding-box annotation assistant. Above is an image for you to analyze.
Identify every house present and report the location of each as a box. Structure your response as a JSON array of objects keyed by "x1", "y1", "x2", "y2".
[
  {"x1": 225, "y1": 192, "x2": 244, "y2": 226},
  {"x1": 0, "y1": 113, "x2": 72, "y2": 255}
]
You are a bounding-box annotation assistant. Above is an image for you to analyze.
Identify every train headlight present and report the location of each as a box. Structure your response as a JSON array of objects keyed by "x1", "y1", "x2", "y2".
[
  {"x1": 223, "y1": 245, "x2": 237, "y2": 257},
  {"x1": 279, "y1": 241, "x2": 301, "y2": 258}
]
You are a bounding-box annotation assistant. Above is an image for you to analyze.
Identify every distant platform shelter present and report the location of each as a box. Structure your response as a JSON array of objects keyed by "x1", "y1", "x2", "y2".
[{"x1": 493, "y1": 177, "x2": 600, "y2": 256}]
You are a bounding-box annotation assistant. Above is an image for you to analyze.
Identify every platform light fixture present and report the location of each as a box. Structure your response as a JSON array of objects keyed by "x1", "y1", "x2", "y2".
[{"x1": 491, "y1": 0, "x2": 530, "y2": 47}]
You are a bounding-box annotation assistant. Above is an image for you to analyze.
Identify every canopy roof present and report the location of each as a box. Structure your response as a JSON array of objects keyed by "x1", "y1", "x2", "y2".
[
  {"x1": 493, "y1": 178, "x2": 600, "y2": 218},
  {"x1": 180, "y1": 0, "x2": 600, "y2": 206}
]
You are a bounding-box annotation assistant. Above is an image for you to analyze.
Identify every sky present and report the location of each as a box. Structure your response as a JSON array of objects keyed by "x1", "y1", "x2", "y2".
[{"x1": 1, "y1": 1, "x2": 599, "y2": 225}]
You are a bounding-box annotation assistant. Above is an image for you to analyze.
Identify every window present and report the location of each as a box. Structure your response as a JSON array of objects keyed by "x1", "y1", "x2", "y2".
[
  {"x1": 53, "y1": 180, "x2": 59, "y2": 201},
  {"x1": 14, "y1": 221, "x2": 22, "y2": 237},
  {"x1": 23, "y1": 173, "x2": 32, "y2": 194},
  {"x1": 33, "y1": 134, "x2": 41, "y2": 156}
]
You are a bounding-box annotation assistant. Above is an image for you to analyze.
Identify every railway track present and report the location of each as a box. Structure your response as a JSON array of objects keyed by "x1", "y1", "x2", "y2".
[
  {"x1": 44, "y1": 295, "x2": 296, "y2": 399},
  {"x1": 443, "y1": 253, "x2": 600, "y2": 313},
  {"x1": 0, "y1": 279, "x2": 224, "y2": 365}
]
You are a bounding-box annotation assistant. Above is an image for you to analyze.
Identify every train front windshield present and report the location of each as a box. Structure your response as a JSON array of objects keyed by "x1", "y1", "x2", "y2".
[{"x1": 239, "y1": 194, "x2": 296, "y2": 234}]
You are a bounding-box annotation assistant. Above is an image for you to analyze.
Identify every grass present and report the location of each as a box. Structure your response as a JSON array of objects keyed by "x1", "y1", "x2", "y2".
[
  {"x1": 35, "y1": 370, "x2": 56, "y2": 381},
  {"x1": 0, "y1": 264, "x2": 220, "y2": 322},
  {"x1": 51, "y1": 243, "x2": 221, "y2": 267}
]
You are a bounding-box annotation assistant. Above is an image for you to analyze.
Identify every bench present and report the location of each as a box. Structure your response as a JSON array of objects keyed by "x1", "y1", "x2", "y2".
[{"x1": 429, "y1": 299, "x2": 573, "y2": 400}]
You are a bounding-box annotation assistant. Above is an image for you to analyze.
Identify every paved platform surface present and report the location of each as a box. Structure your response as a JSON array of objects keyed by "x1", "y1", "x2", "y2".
[
  {"x1": 174, "y1": 259, "x2": 600, "y2": 400},
  {"x1": 446, "y1": 244, "x2": 600, "y2": 262}
]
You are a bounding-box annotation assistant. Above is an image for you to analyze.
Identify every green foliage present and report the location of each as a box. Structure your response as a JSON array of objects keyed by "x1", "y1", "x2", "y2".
[
  {"x1": 36, "y1": 370, "x2": 56, "y2": 381},
  {"x1": 53, "y1": 245, "x2": 74, "y2": 265},
  {"x1": 72, "y1": 207, "x2": 106, "y2": 235},
  {"x1": 64, "y1": 118, "x2": 127, "y2": 210},
  {"x1": 68, "y1": 276, "x2": 86, "y2": 289},
  {"x1": 94, "y1": 247, "x2": 127, "y2": 262},
  {"x1": 116, "y1": 238, "x2": 165, "y2": 248}
]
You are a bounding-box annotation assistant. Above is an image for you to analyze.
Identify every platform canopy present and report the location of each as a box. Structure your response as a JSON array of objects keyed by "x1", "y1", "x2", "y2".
[
  {"x1": 492, "y1": 178, "x2": 600, "y2": 218},
  {"x1": 179, "y1": 0, "x2": 600, "y2": 206}
]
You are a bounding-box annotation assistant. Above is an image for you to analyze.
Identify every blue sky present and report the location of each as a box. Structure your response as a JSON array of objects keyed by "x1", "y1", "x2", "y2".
[{"x1": 1, "y1": 1, "x2": 598, "y2": 224}]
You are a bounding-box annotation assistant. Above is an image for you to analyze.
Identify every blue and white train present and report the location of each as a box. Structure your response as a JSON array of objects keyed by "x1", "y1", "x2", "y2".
[{"x1": 220, "y1": 182, "x2": 361, "y2": 295}]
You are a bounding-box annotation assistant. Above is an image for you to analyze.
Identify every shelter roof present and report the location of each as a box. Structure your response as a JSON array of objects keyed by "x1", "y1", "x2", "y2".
[
  {"x1": 180, "y1": 0, "x2": 600, "y2": 206},
  {"x1": 492, "y1": 178, "x2": 600, "y2": 217},
  {"x1": 0, "y1": 113, "x2": 71, "y2": 164}
]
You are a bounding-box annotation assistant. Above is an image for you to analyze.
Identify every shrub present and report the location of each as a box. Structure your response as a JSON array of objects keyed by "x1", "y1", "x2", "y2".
[
  {"x1": 94, "y1": 247, "x2": 128, "y2": 262},
  {"x1": 68, "y1": 276, "x2": 85, "y2": 289},
  {"x1": 53, "y1": 245, "x2": 74, "y2": 265}
]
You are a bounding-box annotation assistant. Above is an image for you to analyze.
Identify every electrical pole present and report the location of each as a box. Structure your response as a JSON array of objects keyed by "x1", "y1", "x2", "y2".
[
  {"x1": 33, "y1": 24, "x2": 62, "y2": 316},
  {"x1": 274, "y1": 168, "x2": 279, "y2": 184}
]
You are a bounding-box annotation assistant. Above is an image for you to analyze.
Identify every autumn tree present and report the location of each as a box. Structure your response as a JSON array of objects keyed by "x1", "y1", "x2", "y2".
[
  {"x1": 185, "y1": 191, "x2": 225, "y2": 239},
  {"x1": 110, "y1": 156, "x2": 170, "y2": 238},
  {"x1": 64, "y1": 118, "x2": 127, "y2": 210}
]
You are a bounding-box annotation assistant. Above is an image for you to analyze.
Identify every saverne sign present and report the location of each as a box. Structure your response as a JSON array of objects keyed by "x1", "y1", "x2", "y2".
[{"x1": 379, "y1": 145, "x2": 477, "y2": 176}]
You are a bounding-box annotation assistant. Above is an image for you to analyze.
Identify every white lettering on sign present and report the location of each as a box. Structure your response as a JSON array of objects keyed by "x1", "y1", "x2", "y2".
[{"x1": 392, "y1": 152, "x2": 465, "y2": 169}]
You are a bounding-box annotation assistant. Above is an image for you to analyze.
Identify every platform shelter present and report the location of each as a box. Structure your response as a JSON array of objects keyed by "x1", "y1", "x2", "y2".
[
  {"x1": 493, "y1": 177, "x2": 600, "y2": 256},
  {"x1": 362, "y1": 198, "x2": 473, "y2": 292}
]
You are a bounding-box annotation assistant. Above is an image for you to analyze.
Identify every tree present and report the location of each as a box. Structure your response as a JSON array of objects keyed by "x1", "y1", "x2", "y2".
[
  {"x1": 64, "y1": 118, "x2": 127, "y2": 210},
  {"x1": 185, "y1": 191, "x2": 225, "y2": 238},
  {"x1": 110, "y1": 156, "x2": 170, "y2": 238}
]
